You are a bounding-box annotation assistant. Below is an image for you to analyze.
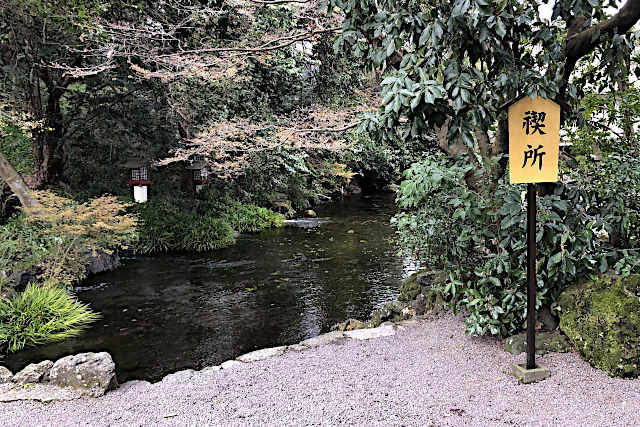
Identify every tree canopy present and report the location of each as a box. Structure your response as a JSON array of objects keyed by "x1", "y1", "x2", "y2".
[
  {"x1": 326, "y1": 0, "x2": 640, "y2": 188},
  {"x1": 0, "y1": 0, "x2": 360, "y2": 193}
]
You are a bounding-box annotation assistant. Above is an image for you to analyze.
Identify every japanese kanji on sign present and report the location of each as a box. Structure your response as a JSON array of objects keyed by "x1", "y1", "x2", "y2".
[
  {"x1": 507, "y1": 95, "x2": 561, "y2": 383},
  {"x1": 508, "y1": 96, "x2": 561, "y2": 184}
]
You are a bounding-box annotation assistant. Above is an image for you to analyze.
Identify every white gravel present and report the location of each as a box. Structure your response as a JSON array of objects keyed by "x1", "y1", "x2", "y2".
[{"x1": 1, "y1": 313, "x2": 638, "y2": 426}]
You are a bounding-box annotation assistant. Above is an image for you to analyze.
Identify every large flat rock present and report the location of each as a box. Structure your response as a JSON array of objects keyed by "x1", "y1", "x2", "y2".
[
  {"x1": 236, "y1": 346, "x2": 287, "y2": 363},
  {"x1": 299, "y1": 331, "x2": 344, "y2": 348},
  {"x1": 345, "y1": 324, "x2": 396, "y2": 340},
  {"x1": 48, "y1": 352, "x2": 117, "y2": 397},
  {"x1": 0, "y1": 384, "x2": 83, "y2": 402}
]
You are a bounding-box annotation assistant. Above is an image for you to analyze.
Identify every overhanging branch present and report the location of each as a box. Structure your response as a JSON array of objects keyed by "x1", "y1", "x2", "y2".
[{"x1": 563, "y1": 0, "x2": 640, "y2": 81}]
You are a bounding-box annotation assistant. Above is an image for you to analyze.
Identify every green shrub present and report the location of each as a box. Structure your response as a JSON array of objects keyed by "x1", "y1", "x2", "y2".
[
  {"x1": 0, "y1": 122, "x2": 34, "y2": 178},
  {"x1": 566, "y1": 87, "x2": 640, "y2": 158},
  {"x1": 0, "y1": 281, "x2": 100, "y2": 354},
  {"x1": 177, "y1": 215, "x2": 238, "y2": 252},
  {"x1": 1, "y1": 192, "x2": 137, "y2": 287},
  {"x1": 0, "y1": 214, "x2": 52, "y2": 286},
  {"x1": 344, "y1": 130, "x2": 432, "y2": 188},
  {"x1": 393, "y1": 153, "x2": 640, "y2": 337},
  {"x1": 221, "y1": 202, "x2": 284, "y2": 233},
  {"x1": 238, "y1": 147, "x2": 312, "y2": 211},
  {"x1": 133, "y1": 197, "x2": 283, "y2": 253},
  {"x1": 131, "y1": 199, "x2": 183, "y2": 254}
]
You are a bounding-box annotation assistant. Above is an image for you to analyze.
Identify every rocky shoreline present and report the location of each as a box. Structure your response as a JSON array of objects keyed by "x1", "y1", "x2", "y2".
[
  {"x1": 0, "y1": 319, "x2": 416, "y2": 403},
  {"x1": 0, "y1": 269, "x2": 576, "y2": 403},
  {"x1": 2, "y1": 312, "x2": 639, "y2": 426},
  {"x1": 0, "y1": 352, "x2": 118, "y2": 402},
  {"x1": 333, "y1": 269, "x2": 640, "y2": 379},
  {"x1": 4, "y1": 249, "x2": 121, "y2": 292},
  {"x1": 3, "y1": 266, "x2": 638, "y2": 405}
]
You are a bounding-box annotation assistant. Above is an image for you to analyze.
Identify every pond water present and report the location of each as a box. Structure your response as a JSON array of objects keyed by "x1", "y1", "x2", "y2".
[{"x1": 4, "y1": 194, "x2": 417, "y2": 382}]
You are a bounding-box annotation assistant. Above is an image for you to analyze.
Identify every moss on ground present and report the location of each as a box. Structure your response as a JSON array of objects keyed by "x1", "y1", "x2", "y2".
[{"x1": 558, "y1": 274, "x2": 640, "y2": 378}]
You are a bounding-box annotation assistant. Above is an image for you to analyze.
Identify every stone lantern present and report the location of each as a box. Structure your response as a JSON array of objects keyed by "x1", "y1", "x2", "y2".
[
  {"x1": 124, "y1": 159, "x2": 151, "y2": 203},
  {"x1": 184, "y1": 160, "x2": 208, "y2": 193}
]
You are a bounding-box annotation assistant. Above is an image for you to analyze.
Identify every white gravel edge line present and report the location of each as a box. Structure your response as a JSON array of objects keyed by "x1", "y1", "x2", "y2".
[
  {"x1": 0, "y1": 319, "x2": 423, "y2": 401},
  {"x1": 152, "y1": 319, "x2": 420, "y2": 384}
]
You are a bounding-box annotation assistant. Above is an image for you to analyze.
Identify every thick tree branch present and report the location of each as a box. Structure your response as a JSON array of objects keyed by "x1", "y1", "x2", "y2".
[
  {"x1": 0, "y1": 151, "x2": 39, "y2": 211},
  {"x1": 158, "y1": 27, "x2": 341, "y2": 57},
  {"x1": 563, "y1": 0, "x2": 640, "y2": 82}
]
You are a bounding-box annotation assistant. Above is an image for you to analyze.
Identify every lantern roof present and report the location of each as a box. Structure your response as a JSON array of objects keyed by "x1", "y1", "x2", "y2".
[
  {"x1": 124, "y1": 159, "x2": 147, "y2": 169},
  {"x1": 185, "y1": 161, "x2": 206, "y2": 170}
]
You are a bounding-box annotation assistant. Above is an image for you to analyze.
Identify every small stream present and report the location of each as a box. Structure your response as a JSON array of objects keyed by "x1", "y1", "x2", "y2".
[{"x1": 4, "y1": 194, "x2": 417, "y2": 382}]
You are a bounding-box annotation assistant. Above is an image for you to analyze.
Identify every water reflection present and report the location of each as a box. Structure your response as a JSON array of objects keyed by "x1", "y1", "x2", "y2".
[{"x1": 4, "y1": 194, "x2": 417, "y2": 382}]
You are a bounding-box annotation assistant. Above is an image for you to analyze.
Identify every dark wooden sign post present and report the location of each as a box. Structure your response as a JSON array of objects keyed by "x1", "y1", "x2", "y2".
[
  {"x1": 507, "y1": 96, "x2": 560, "y2": 383},
  {"x1": 526, "y1": 182, "x2": 537, "y2": 370}
]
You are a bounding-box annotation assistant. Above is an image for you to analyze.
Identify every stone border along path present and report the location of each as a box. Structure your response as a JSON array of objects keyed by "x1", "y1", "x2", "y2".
[{"x1": 1, "y1": 313, "x2": 639, "y2": 426}]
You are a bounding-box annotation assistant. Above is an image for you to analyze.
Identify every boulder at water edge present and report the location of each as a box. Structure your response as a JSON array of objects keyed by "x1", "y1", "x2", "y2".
[
  {"x1": 558, "y1": 274, "x2": 640, "y2": 378},
  {"x1": 12, "y1": 360, "x2": 54, "y2": 385},
  {"x1": 0, "y1": 367, "x2": 13, "y2": 384},
  {"x1": 367, "y1": 270, "x2": 447, "y2": 327},
  {"x1": 48, "y1": 352, "x2": 118, "y2": 397}
]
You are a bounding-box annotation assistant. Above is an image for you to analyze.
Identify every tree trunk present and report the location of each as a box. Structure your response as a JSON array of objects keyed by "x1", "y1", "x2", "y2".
[
  {"x1": 0, "y1": 151, "x2": 39, "y2": 210},
  {"x1": 33, "y1": 132, "x2": 61, "y2": 186},
  {"x1": 434, "y1": 120, "x2": 483, "y2": 192},
  {"x1": 27, "y1": 67, "x2": 64, "y2": 187}
]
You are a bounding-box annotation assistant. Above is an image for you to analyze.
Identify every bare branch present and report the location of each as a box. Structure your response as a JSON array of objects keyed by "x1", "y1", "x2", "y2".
[{"x1": 157, "y1": 26, "x2": 341, "y2": 56}]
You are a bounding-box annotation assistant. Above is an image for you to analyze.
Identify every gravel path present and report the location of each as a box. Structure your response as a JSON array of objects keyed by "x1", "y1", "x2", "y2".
[{"x1": 2, "y1": 313, "x2": 639, "y2": 426}]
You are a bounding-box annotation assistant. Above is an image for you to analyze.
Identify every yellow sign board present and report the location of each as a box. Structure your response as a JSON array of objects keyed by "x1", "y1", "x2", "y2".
[{"x1": 508, "y1": 96, "x2": 560, "y2": 184}]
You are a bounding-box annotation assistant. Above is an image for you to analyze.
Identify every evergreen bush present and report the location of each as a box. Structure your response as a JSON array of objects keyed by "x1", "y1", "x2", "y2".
[{"x1": 393, "y1": 153, "x2": 640, "y2": 337}]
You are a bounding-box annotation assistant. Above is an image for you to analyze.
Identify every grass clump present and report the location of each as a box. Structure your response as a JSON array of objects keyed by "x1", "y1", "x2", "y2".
[
  {"x1": 133, "y1": 198, "x2": 283, "y2": 254},
  {"x1": 178, "y1": 215, "x2": 238, "y2": 252},
  {"x1": 220, "y1": 202, "x2": 284, "y2": 233},
  {"x1": 0, "y1": 281, "x2": 100, "y2": 354}
]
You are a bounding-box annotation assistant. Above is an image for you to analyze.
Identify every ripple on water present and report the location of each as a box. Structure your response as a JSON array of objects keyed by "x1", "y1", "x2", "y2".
[
  {"x1": 3, "y1": 194, "x2": 420, "y2": 383},
  {"x1": 283, "y1": 218, "x2": 331, "y2": 228},
  {"x1": 74, "y1": 282, "x2": 112, "y2": 292}
]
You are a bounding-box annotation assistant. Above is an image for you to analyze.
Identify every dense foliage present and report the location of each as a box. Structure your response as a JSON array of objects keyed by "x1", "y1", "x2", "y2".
[
  {"x1": 132, "y1": 197, "x2": 284, "y2": 254},
  {"x1": 393, "y1": 153, "x2": 640, "y2": 336},
  {"x1": 566, "y1": 86, "x2": 640, "y2": 157},
  {"x1": 325, "y1": 0, "x2": 640, "y2": 195},
  {"x1": 0, "y1": 192, "x2": 137, "y2": 289},
  {"x1": 0, "y1": 122, "x2": 33, "y2": 178}
]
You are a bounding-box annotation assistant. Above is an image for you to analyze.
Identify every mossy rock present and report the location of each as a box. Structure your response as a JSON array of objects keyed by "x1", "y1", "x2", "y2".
[
  {"x1": 367, "y1": 301, "x2": 406, "y2": 327},
  {"x1": 504, "y1": 332, "x2": 572, "y2": 356},
  {"x1": 558, "y1": 274, "x2": 640, "y2": 378},
  {"x1": 331, "y1": 318, "x2": 365, "y2": 332},
  {"x1": 398, "y1": 270, "x2": 446, "y2": 302},
  {"x1": 398, "y1": 279, "x2": 422, "y2": 303}
]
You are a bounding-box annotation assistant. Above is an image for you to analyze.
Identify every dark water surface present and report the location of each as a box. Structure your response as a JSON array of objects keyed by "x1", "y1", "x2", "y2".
[{"x1": 4, "y1": 194, "x2": 417, "y2": 382}]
